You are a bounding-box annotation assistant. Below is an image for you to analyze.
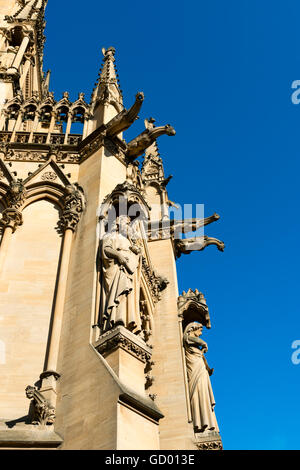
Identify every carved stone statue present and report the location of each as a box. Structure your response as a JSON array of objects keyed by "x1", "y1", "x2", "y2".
[
  {"x1": 183, "y1": 322, "x2": 219, "y2": 433},
  {"x1": 98, "y1": 215, "x2": 142, "y2": 334}
]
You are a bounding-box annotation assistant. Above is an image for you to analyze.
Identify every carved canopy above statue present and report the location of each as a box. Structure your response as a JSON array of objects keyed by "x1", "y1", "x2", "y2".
[{"x1": 178, "y1": 289, "x2": 211, "y2": 329}]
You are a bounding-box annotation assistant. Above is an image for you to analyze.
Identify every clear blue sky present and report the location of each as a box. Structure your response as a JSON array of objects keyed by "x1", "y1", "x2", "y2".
[{"x1": 44, "y1": 1, "x2": 300, "y2": 450}]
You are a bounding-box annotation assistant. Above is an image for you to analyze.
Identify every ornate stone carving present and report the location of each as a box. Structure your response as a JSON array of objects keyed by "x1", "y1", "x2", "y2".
[
  {"x1": 95, "y1": 325, "x2": 152, "y2": 363},
  {"x1": 100, "y1": 180, "x2": 151, "y2": 222},
  {"x1": 41, "y1": 171, "x2": 57, "y2": 181},
  {"x1": 58, "y1": 183, "x2": 86, "y2": 232},
  {"x1": 2, "y1": 149, "x2": 80, "y2": 164},
  {"x1": 183, "y1": 323, "x2": 219, "y2": 434},
  {"x1": 145, "y1": 373, "x2": 155, "y2": 389},
  {"x1": 141, "y1": 257, "x2": 168, "y2": 303},
  {"x1": 142, "y1": 153, "x2": 166, "y2": 184},
  {"x1": 25, "y1": 385, "x2": 55, "y2": 426},
  {"x1": 6, "y1": 180, "x2": 27, "y2": 209},
  {"x1": 0, "y1": 208, "x2": 23, "y2": 232},
  {"x1": 195, "y1": 440, "x2": 223, "y2": 450},
  {"x1": 4, "y1": 150, "x2": 49, "y2": 162},
  {"x1": 178, "y1": 289, "x2": 211, "y2": 329}
]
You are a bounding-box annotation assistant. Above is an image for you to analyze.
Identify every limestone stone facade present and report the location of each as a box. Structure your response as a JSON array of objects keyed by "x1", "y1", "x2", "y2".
[{"x1": 0, "y1": 1, "x2": 224, "y2": 450}]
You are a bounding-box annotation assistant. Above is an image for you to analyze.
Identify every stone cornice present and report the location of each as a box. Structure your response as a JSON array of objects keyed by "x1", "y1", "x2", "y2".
[
  {"x1": 3, "y1": 147, "x2": 80, "y2": 164},
  {"x1": 194, "y1": 431, "x2": 223, "y2": 451},
  {"x1": 94, "y1": 326, "x2": 152, "y2": 363}
]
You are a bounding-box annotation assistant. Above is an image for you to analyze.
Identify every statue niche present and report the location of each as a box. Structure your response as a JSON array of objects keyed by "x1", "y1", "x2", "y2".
[
  {"x1": 183, "y1": 322, "x2": 219, "y2": 434},
  {"x1": 98, "y1": 215, "x2": 142, "y2": 334}
]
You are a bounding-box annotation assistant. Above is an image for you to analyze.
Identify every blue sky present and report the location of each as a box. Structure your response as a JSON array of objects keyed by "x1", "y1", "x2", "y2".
[{"x1": 44, "y1": 1, "x2": 300, "y2": 449}]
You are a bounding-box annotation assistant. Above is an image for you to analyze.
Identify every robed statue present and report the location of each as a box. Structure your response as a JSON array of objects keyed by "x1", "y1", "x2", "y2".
[
  {"x1": 98, "y1": 215, "x2": 142, "y2": 334},
  {"x1": 183, "y1": 322, "x2": 219, "y2": 433}
]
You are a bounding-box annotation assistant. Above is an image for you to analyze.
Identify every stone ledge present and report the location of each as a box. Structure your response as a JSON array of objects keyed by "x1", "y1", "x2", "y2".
[{"x1": 0, "y1": 424, "x2": 63, "y2": 448}]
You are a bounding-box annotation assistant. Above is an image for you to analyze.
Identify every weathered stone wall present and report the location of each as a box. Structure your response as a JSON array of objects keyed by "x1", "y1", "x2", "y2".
[{"x1": 0, "y1": 199, "x2": 61, "y2": 420}]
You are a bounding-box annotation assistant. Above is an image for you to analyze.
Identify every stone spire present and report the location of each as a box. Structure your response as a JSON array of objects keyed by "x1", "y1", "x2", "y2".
[
  {"x1": 0, "y1": 0, "x2": 48, "y2": 105},
  {"x1": 90, "y1": 47, "x2": 123, "y2": 129}
]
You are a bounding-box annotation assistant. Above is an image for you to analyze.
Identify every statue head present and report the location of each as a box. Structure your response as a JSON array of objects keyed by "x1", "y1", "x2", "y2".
[
  {"x1": 111, "y1": 215, "x2": 131, "y2": 237},
  {"x1": 183, "y1": 322, "x2": 203, "y2": 338},
  {"x1": 25, "y1": 385, "x2": 35, "y2": 399}
]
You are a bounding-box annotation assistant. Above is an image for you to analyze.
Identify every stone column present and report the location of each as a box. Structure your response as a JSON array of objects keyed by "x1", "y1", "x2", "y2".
[
  {"x1": 10, "y1": 111, "x2": 24, "y2": 142},
  {"x1": 63, "y1": 112, "x2": 72, "y2": 145},
  {"x1": 161, "y1": 190, "x2": 169, "y2": 220},
  {"x1": 40, "y1": 187, "x2": 85, "y2": 405},
  {"x1": 7, "y1": 33, "x2": 30, "y2": 75},
  {"x1": 0, "y1": 209, "x2": 23, "y2": 273},
  {"x1": 28, "y1": 111, "x2": 40, "y2": 142},
  {"x1": 46, "y1": 111, "x2": 56, "y2": 144}
]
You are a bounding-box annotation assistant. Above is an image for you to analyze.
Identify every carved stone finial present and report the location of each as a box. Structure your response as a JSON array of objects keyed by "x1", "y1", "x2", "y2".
[
  {"x1": 25, "y1": 385, "x2": 55, "y2": 426},
  {"x1": 102, "y1": 46, "x2": 116, "y2": 58}
]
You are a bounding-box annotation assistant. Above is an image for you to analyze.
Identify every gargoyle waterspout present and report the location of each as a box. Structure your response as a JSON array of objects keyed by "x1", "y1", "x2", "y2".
[
  {"x1": 105, "y1": 92, "x2": 144, "y2": 137},
  {"x1": 126, "y1": 124, "x2": 176, "y2": 160},
  {"x1": 175, "y1": 236, "x2": 225, "y2": 258}
]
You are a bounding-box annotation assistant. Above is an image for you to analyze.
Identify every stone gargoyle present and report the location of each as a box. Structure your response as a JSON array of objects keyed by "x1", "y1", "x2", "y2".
[
  {"x1": 175, "y1": 236, "x2": 225, "y2": 259},
  {"x1": 105, "y1": 92, "x2": 144, "y2": 137},
  {"x1": 126, "y1": 124, "x2": 176, "y2": 160}
]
